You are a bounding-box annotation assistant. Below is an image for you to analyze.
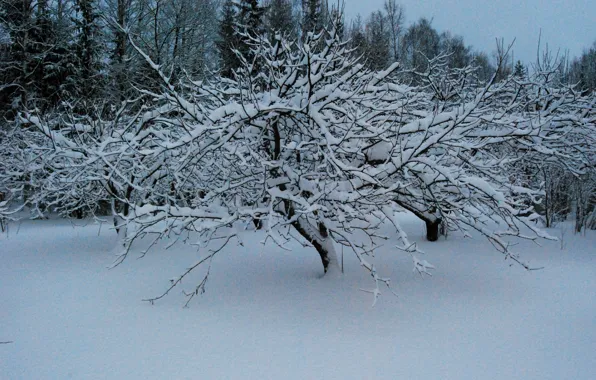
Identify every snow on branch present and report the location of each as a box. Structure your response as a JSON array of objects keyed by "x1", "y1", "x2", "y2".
[{"x1": 3, "y1": 21, "x2": 595, "y2": 306}]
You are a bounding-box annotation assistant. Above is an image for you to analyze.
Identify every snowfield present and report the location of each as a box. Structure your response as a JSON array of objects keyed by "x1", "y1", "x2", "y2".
[{"x1": 1, "y1": 214, "x2": 595, "y2": 379}]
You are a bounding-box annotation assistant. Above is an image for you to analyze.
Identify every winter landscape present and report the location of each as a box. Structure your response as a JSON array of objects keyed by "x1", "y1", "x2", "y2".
[
  {"x1": 1, "y1": 215, "x2": 595, "y2": 379},
  {"x1": 1, "y1": 0, "x2": 595, "y2": 379}
]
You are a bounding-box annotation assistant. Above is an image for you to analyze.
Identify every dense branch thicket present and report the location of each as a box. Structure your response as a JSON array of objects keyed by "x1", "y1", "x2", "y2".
[
  {"x1": 2, "y1": 17, "x2": 595, "y2": 304},
  {"x1": 1, "y1": 2, "x2": 595, "y2": 304}
]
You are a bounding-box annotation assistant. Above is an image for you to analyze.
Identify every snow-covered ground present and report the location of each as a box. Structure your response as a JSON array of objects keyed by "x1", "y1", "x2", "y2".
[{"x1": 1, "y1": 214, "x2": 595, "y2": 379}]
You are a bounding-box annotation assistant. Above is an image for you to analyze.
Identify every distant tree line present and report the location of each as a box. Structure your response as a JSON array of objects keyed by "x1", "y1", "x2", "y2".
[
  {"x1": 0, "y1": 0, "x2": 220, "y2": 117},
  {"x1": 1, "y1": 0, "x2": 594, "y2": 118},
  {"x1": 565, "y1": 41, "x2": 596, "y2": 95}
]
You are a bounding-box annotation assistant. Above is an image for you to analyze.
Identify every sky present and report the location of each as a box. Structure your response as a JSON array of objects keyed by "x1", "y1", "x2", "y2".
[{"x1": 341, "y1": 0, "x2": 596, "y2": 64}]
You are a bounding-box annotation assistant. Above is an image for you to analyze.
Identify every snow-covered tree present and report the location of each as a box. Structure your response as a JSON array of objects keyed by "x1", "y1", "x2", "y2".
[
  {"x1": 99, "y1": 23, "x2": 593, "y2": 303},
  {"x1": 5, "y1": 16, "x2": 595, "y2": 306}
]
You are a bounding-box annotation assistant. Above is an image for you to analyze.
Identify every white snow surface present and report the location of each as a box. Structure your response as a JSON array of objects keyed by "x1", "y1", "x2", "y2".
[{"x1": 1, "y1": 214, "x2": 595, "y2": 379}]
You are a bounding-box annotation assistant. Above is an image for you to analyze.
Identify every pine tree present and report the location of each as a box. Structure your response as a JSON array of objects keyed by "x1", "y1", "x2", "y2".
[
  {"x1": 0, "y1": 0, "x2": 73, "y2": 112},
  {"x1": 0, "y1": 0, "x2": 35, "y2": 112},
  {"x1": 568, "y1": 42, "x2": 596, "y2": 94},
  {"x1": 32, "y1": 0, "x2": 67, "y2": 110},
  {"x1": 109, "y1": 0, "x2": 132, "y2": 102},
  {"x1": 264, "y1": 0, "x2": 296, "y2": 40},
  {"x1": 301, "y1": 0, "x2": 320, "y2": 37},
  {"x1": 217, "y1": 0, "x2": 240, "y2": 78},
  {"x1": 366, "y1": 11, "x2": 390, "y2": 71},
  {"x1": 236, "y1": 0, "x2": 265, "y2": 72},
  {"x1": 318, "y1": 0, "x2": 330, "y2": 30},
  {"x1": 513, "y1": 60, "x2": 526, "y2": 79},
  {"x1": 328, "y1": 3, "x2": 344, "y2": 39},
  {"x1": 348, "y1": 15, "x2": 368, "y2": 62},
  {"x1": 73, "y1": 0, "x2": 104, "y2": 104}
]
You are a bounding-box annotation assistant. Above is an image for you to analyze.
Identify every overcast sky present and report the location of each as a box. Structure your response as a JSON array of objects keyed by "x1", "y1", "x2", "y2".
[{"x1": 341, "y1": 0, "x2": 596, "y2": 64}]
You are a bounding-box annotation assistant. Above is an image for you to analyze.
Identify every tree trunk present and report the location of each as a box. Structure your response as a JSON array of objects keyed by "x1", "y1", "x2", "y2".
[
  {"x1": 0, "y1": 192, "x2": 5, "y2": 232},
  {"x1": 111, "y1": 197, "x2": 128, "y2": 245},
  {"x1": 74, "y1": 209, "x2": 83, "y2": 219},
  {"x1": 115, "y1": 0, "x2": 128, "y2": 101},
  {"x1": 575, "y1": 202, "x2": 584, "y2": 233},
  {"x1": 113, "y1": 214, "x2": 127, "y2": 246},
  {"x1": 575, "y1": 180, "x2": 585, "y2": 233},
  {"x1": 394, "y1": 200, "x2": 443, "y2": 242},
  {"x1": 268, "y1": 113, "x2": 337, "y2": 272},
  {"x1": 252, "y1": 218, "x2": 263, "y2": 230},
  {"x1": 292, "y1": 218, "x2": 339, "y2": 274},
  {"x1": 425, "y1": 218, "x2": 442, "y2": 242}
]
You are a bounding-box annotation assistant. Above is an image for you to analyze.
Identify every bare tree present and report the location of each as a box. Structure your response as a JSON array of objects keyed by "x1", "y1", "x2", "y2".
[{"x1": 383, "y1": 0, "x2": 404, "y2": 62}]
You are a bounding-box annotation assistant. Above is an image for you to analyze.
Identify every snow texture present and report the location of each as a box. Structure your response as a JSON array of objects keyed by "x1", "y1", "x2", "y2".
[{"x1": 1, "y1": 215, "x2": 595, "y2": 380}]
